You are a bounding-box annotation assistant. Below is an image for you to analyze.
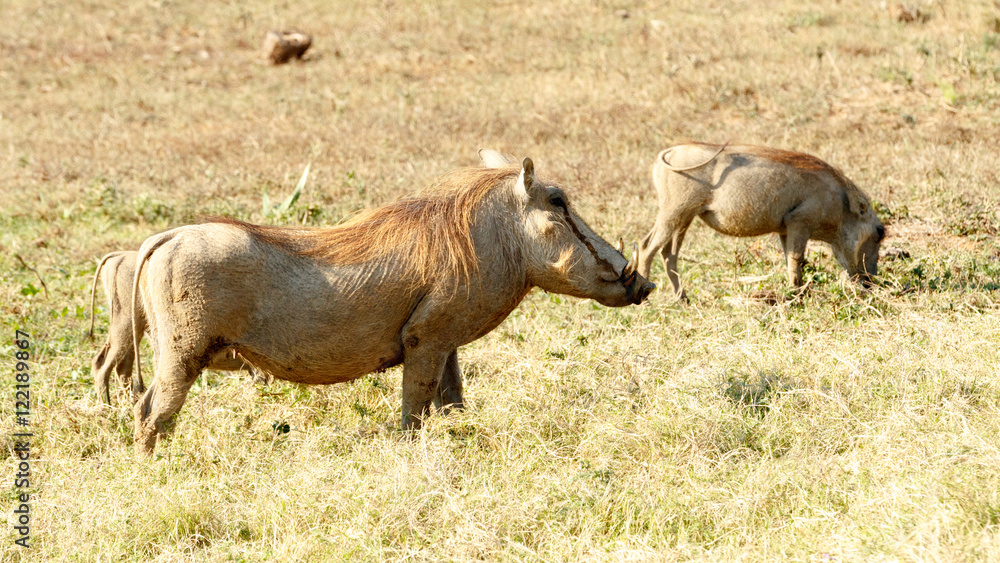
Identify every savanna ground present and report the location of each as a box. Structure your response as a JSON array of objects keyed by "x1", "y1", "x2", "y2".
[{"x1": 2, "y1": 0, "x2": 1000, "y2": 560}]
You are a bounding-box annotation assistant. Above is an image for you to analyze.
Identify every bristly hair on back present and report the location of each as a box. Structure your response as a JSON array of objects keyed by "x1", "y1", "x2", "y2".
[
  {"x1": 744, "y1": 145, "x2": 853, "y2": 185},
  {"x1": 205, "y1": 166, "x2": 520, "y2": 289},
  {"x1": 743, "y1": 145, "x2": 872, "y2": 211}
]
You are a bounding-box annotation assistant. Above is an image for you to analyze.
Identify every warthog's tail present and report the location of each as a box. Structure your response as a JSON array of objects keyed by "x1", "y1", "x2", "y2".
[
  {"x1": 89, "y1": 251, "x2": 127, "y2": 339},
  {"x1": 659, "y1": 141, "x2": 730, "y2": 172},
  {"x1": 131, "y1": 231, "x2": 180, "y2": 398}
]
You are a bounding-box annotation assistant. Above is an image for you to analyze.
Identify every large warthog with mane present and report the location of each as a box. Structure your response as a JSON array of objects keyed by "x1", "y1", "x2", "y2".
[
  {"x1": 89, "y1": 251, "x2": 247, "y2": 406},
  {"x1": 129, "y1": 152, "x2": 655, "y2": 453},
  {"x1": 638, "y1": 143, "x2": 885, "y2": 300}
]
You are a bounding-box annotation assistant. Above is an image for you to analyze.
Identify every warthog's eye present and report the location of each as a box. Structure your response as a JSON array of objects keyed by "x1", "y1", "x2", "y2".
[{"x1": 549, "y1": 188, "x2": 566, "y2": 209}]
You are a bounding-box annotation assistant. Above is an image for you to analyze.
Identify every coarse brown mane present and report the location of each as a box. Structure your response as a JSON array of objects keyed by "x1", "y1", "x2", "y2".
[
  {"x1": 744, "y1": 145, "x2": 850, "y2": 183},
  {"x1": 206, "y1": 166, "x2": 520, "y2": 288},
  {"x1": 752, "y1": 146, "x2": 871, "y2": 206}
]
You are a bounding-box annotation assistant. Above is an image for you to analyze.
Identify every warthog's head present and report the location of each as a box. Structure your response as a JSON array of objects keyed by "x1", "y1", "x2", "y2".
[
  {"x1": 834, "y1": 190, "x2": 886, "y2": 286},
  {"x1": 480, "y1": 149, "x2": 655, "y2": 307}
]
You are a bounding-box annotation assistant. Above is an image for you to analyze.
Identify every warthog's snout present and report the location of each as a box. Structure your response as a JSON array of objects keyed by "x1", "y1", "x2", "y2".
[
  {"x1": 626, "y1": 275, "x2": 656, "y2": 304},
  {"x1": 617, "y1": 240, "x2": 655, "y2": 304}
]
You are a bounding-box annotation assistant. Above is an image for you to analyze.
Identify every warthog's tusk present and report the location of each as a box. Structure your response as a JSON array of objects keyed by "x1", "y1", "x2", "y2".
[
  {"x1": 617, "y1": 237, "x2": 625, "y2": 256},
  {"x1": 620, "y1": 242, "x2": 639, "y2": 280}
]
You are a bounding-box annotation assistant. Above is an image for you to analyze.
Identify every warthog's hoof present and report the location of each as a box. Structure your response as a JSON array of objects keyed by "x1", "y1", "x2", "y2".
[
  {"x1": 134, "y1": 430, "x2": 158, "y2": 456},
  {"x1": 263, "y1": 30, "x2": 312, "y2": 65}
]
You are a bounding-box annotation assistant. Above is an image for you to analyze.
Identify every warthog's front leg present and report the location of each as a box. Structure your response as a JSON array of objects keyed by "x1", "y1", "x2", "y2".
[
  {"x1": 400, "y1": 343, "x2": 449, "y2": 430},
  {"x1": 780, "y1": 226, "x2": 811, "y2": 287},
  {"x1": 433, "y1": 349, "x2": 464, "y2": 415}
]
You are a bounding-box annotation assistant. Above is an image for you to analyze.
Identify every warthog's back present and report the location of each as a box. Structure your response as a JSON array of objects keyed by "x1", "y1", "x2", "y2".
[{"x1": 657, "y1": 144, "x2": 850, "y2": 238}]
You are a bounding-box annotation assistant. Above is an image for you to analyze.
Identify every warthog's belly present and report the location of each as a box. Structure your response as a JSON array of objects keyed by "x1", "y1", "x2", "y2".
[
  {"x1": 700, "y1": 207, "x2": 783, "y2": 238},
  {"x1": 702, "y1": 180, "x2": 792, "y2": 237},
  {"x1": 235, "y1": 336, "x2": 406, "y2": 385}
]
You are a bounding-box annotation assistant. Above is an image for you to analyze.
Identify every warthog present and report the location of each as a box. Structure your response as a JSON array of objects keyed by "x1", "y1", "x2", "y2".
[
  {"x1": 89, "y1": 251, "x2": 248, "y2": 406},
  {"x1": 130, "y1": 152, "x2": 655, "y2": 452},
  {"x1": 637, "y1": 143, "x2": 885, "y2": 300}
]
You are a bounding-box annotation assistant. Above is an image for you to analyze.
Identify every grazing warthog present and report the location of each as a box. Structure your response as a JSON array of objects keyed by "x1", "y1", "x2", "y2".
[
  {"x1": 89, "y1": 251, "x2": 248, "y2": 406},
  {"x1": 637, "y1": 143, "x2": 885, "y2": 300},
  {"x1": 130, "y1": 152, "x2": 655, "y2": 453}
]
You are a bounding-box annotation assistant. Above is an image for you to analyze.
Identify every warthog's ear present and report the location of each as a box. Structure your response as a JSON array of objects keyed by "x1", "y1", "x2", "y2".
[
  {"x1": 844, "y1": 188, "x2": 868, "y2": 216},
  {"x1": 478, "y1": 148, "x2": 515, "y2": 169},
  {"x1": 515, "y1": 157, "x2": 536, "y2": 203}
]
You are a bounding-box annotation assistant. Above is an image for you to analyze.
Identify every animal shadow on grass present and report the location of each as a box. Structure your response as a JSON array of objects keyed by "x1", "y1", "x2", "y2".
[{"x1": 720, "y1": 370, "x2": 792, "y2": 417}]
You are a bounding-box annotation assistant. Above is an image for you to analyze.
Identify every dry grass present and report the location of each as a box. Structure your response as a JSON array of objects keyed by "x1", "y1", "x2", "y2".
[{"x1": 2, "y1": 0, "x2": 999, "y2": 560}]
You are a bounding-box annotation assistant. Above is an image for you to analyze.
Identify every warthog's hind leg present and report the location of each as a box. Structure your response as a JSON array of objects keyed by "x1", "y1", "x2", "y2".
[
  {"x1": 115, "y1": 344, "x2": 139, "y2": 406},
  {"x1": 128, "y1": 354, "x2": 145, "y2": 406},
  {"x1": 663, "y1": 226, "x2": 690, "y2": 303},
  {"x1": 92, "y1": 334, "x2": 142, "y2": 406},
  {"x1": 638, "y1": 212, "x2": 694, "y2": 302},
  {"x1": 133, "y1": 352, "x2": 200, "y2": 454},
  {"x1": 433, "y1": 349, "x2": 464, "y2": 415},
  {"x1": 92, "y1": 341, "x2": 113, "y2": 405},
  {"x1": 637, "y1": 220, "x2": 668, "y2": 281}
]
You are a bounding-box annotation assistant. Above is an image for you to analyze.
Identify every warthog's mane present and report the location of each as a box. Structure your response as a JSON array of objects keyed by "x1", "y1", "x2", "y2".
[
  {"x1": 206, "y1": 167, "x2": 520, "y2": 288},
  {"x1": 687, "y1": 142, "x2": 870, "y2": 210}
]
